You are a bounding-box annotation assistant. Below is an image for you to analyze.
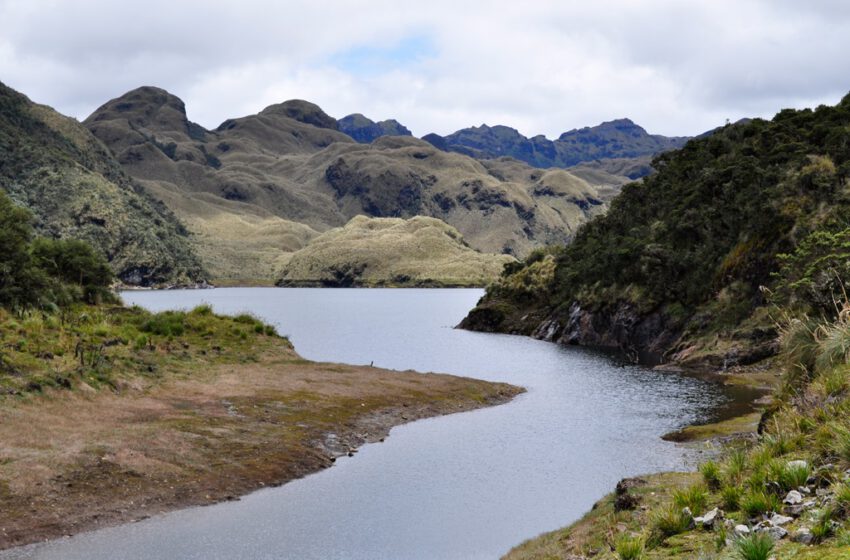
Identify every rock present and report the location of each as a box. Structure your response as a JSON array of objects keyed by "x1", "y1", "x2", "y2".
[
  {"x1": 734, "y1": 524, "x2": 751, "y2": 537},
  {"x1": 784, "y1": 490, "x2": 803, "y2": 505},
  {"x1": 769, "y1": 513, "x2": 793, "y2": 527},
  {"x1": 614, "y1": 492, "x2": 639, "y2": 512},
  {"x1": 792, "y1": 527, "x2": 813, "y2": 545},
  {"x1": 766, "y1": 526, "x2": 788, "y2": 541},
  {"x1": 682, "y1": 507, "x2": 695, "y2": 530},
  {"x1": 699, "y1": 508, "x2": 721, "y2": 528}
]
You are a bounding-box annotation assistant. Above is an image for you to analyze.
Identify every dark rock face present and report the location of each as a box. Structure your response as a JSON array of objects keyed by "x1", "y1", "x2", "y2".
[
  {"x1": 428, "y1": 119, "x2": 690, "y2": 172},
  {"x1": 532, "y1": 302, "x2": 678, "y2": 364},
  {"x1": 338, "y1": 113, "x2": 412, "y2": 143}
]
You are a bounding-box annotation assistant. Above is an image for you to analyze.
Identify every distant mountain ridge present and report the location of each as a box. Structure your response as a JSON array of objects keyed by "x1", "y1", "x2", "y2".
[
  {"x1": 422, "y1": 118, "x2": 689, "y2": 173},
  {"x1": 331, "y1": 113, "x2": 689, "y2": 178}
]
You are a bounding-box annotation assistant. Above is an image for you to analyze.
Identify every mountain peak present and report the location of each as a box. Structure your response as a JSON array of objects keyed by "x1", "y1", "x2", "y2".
[{"x1": 260, "y1": 99, "x2": 338, "y2": 130}]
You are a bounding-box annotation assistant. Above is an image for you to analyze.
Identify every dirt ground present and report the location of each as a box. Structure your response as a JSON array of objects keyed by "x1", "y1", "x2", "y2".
[{"x1": 0, "y1": 342, "x2": 522, "y2": 550}]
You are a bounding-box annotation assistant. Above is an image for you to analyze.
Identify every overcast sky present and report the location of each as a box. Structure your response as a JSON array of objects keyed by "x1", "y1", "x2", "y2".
[{"x1": 1, "y1": 0, "x2": 848, "y2": 138}]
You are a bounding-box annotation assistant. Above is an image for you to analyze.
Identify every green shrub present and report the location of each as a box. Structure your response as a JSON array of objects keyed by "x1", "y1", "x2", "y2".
[
  {"x1": 741, "y1": 491, "x2": 780, "y2": 518},
  {"x1": 834, "y1": 482, "x2": 850, "y2": 515},
  {"x1": 614, "y1": 534, "x2": 644, "y2": 560},
  {"x1": 777, "y1": 461, "x2": 811, "y2": 491},
  {"x1": 811, "y1": 507, "x2": 836, "y2": 543},
  {"x1": 721, "y1": 485, "x2": 743, "y2": 512},
  {"x1": 734, "y1": 532, "x2": 774, "y2": 560},
  {"x1": 673, "y1": 484, "x2": 708, "y2": 514},
  {"x1": 725, "y1": 450, "x2": 747, "y2": 483},
  {"x1": 141, "y1": 311, "x2": 186, "y2": 337},
  {"x1": 190, "y1": 304, "x2": 213, "y2": 316},
  {"x1": 649, "y1": 505, "x2": 691, "y2": 545},
  {"x1": 700, "y1": 460, "x2": 721, "y2": 490}
]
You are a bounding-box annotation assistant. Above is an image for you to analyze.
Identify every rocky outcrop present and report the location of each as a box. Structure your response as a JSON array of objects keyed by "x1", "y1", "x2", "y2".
[{"x1": 531, "y1": 302, "x2": 678, "y2": 364}]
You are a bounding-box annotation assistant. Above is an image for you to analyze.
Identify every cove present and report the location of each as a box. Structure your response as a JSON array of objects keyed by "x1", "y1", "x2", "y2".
[{"x1": 2, "y1": 288, "x2": 757, "y2": 560}]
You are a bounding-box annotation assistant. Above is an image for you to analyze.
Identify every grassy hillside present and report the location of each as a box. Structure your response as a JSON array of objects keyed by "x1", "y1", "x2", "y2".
[
  {"x1": 276, "y1": 215, "x2": 515, "y2": 287},
  {"x1": 85, "y1": 87, "x2": 628, "y2": 284},
  {"x1": 0, "y1": 82, "x2": 204, "y2": 286},
  {"x1": 463, "y1": 92, "x2": 850, "y2": 368}
]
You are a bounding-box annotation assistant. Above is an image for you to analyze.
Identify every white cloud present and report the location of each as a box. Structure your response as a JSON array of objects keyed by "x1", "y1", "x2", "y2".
[{"x1": 0, "y1": 0, "x2": 847, "y2": 137}]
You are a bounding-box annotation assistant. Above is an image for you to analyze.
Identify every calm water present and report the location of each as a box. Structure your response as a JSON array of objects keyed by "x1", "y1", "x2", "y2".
[{"x1": 4, "y1": 288, "x2": 753, "y2": 560}]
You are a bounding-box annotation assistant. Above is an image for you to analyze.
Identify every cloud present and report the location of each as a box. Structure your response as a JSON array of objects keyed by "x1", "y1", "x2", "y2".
[{"x1": 0, "y1": 0, "x2": 847, "y2": 137}]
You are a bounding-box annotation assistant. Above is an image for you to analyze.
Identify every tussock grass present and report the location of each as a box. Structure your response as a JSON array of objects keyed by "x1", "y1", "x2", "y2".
[
  {"x1": 734, "y1": 532, "x2": 774, "y2": 560},
  {"x1": 614, "y1": 534, "x2": 644, "y2": 560}
]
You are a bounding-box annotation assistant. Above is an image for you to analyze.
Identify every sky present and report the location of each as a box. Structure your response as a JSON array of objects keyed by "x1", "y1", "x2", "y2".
[{"x1": 0, "y1": 0, "x2": 848, "y2": 138}]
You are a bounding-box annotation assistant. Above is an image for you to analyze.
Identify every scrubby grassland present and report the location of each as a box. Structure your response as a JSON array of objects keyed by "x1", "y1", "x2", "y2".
[
  {"x1": 276, "y1": 215, "x2": 516, "y2": 287},
  {"x1": 463, "y1": 93, "x2": 850, "y2": 368},
  {"x1": 505, "y1": 308, "x2": 850, "y2": 559}
]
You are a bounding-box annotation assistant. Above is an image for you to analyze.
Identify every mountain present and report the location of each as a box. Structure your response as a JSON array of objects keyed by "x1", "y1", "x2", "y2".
[
  {"x1": 85, "y1": 87, "x2": 630, "y2": 284},
  {"x1": 462, "y1": 93, "x2": 850, "y2": 368},
  {"x1": 423, "y1": 119, "x2": 689, "y2": 175},
  {"x1": 338, "y1": 113, "x2": 412, "y2": 143},
  {"x1": 276, "y1": 215, "x2": 514, "y2": 287},
  {"x1": 0, "y1": 82, "x2": 204, "y2": 286}
]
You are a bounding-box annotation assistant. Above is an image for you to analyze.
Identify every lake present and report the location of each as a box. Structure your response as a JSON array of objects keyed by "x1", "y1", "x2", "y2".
[{"x1": 2, "y1": 288, "x2": 755, "y2": 560}]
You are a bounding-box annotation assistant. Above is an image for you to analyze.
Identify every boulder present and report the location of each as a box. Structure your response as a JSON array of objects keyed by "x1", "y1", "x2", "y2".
[
  {"x1": 791, "y1": 527, "x2": 813, "y2": 545},
  {"x1": 783, "y1": 490, "x2": 803, "y2": 505}
]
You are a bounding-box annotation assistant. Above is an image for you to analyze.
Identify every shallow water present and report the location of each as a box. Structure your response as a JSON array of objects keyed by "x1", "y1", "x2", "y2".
[{"x1": 3, "y1": 288, "x2": 755, "y2": 560}]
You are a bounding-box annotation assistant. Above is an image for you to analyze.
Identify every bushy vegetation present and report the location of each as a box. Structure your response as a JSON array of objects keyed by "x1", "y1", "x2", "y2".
[
  {"x1": 0, "y1": 189, "x2": 114, "y2": 309},
  {"x1": 734, "y1": 532, "x2": 774, "y2": 560},
  {"x1": 468, "y1": 93, "x2": 850, "y2": 360}
]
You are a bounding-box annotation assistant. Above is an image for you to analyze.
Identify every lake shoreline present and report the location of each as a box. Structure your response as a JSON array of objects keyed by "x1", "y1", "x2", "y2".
[{"x1": 0, "y1": 343, "x2": 522, "y2": 552}]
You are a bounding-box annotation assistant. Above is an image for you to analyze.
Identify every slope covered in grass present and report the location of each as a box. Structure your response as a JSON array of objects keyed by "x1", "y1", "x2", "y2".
[
  {"x1": 0, "y1": 82, "x2": 204, "y2": 286},
  {"x1": 276, "y1": 215, "x2": 515, "y2": 287}
]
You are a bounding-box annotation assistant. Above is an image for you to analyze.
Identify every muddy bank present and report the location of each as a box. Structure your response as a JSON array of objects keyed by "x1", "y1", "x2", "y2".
[{"x1": 0, "y1": 344, "x2": 522, "y2": 550}]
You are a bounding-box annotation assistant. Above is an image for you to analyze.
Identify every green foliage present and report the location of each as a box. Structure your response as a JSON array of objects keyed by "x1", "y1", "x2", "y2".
[
  {"x1": 475, "y1": 95, "x2": 850, "y2": 357},
  {"x1": 0, "y1": 189, "x2": 114, "y2": 310},
  {"x1": 614, "y1": 534, "x2": 644, "y2": 560},
  {"x1": 141, "y1": 311, "x2": 186, "y2": 337},
  {"x1": 734, "y1": 532, "x2": 774, "y2": 560}
]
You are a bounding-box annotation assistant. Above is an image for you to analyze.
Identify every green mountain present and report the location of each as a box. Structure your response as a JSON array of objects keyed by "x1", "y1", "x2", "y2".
[
  {"x1": 85, "y1": 87, "x2": 629, "y2": 284},
  {"x1": 462, "y1": 93, "x2": 850, "y2": 368},
  {"x1": 424, "y1": 119, "x2": 689, "y2": 175},
  {"x1": 338, "y1": 113, "x2": 412, "y2": 143},
  {"x1": 0, "y1": 82, "x2": 204, "y2": 286}
]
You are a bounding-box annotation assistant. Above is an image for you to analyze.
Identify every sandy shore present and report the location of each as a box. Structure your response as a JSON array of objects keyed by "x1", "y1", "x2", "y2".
[{"x1": 0, "y1": 343, "x2": 522, "y2": 550}]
